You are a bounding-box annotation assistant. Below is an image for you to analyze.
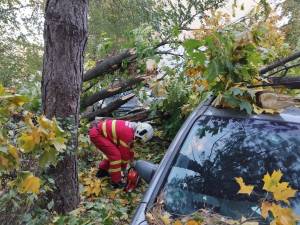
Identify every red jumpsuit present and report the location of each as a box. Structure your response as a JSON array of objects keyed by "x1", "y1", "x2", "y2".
[{"x1": 88, "y1": 119, "x2": 135, "y2": 183}]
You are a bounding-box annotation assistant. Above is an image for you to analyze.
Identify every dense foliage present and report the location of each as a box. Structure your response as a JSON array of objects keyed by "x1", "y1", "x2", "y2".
[
  {"x1": 1, "y1": 0, "x2": 300, "y2": 224},
  {"x1": 151, "y1": 2, "x2": 299, "y2": 138}
]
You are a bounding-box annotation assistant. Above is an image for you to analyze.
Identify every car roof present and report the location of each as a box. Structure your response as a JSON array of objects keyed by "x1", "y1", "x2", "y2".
[{"x1": 198, "y1": 102, "x2": 300, "y2": 124}]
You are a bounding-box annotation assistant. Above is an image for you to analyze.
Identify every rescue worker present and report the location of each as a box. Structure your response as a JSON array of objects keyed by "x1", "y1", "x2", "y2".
[{"x1": 88, "y1": 119, "x2": 154, "y2": 188}]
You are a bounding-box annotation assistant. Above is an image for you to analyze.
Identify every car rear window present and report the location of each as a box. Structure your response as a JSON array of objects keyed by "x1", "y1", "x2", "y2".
[{"x1": 163, "y1": 116, "x2": 300, "y2": 221}]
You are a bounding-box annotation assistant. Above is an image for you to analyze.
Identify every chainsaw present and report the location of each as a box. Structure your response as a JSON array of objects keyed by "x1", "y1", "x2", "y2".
[{"x1": 124, "y1": 167, "x2": 140, "y2": 192}]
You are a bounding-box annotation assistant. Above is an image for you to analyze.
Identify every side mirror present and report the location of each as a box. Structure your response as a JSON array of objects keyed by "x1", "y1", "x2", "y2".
[{"x1": 133, "y1": 160, "x2": 158, "y2": 184}]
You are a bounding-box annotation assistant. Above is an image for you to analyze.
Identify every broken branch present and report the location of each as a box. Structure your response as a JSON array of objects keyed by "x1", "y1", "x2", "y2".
[
  {"x1": 81, "y1": 76, "x2": 146, "y2": 108},
  {"x1": 81, "y1": 93, "x2": 135, "y2": 121},
  {"x1": 83, "y1": 50, "x2": 135, "y2": 82}
]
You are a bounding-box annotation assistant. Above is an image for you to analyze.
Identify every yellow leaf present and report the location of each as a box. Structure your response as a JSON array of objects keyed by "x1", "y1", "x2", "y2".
[
  {"x1": 83, "y1": 177, "x2": 93, "y2": 185},
  {"x1": 187, "y1": 67, "x2": 202, "y2": 77},
  {"x1": 83, "y1": 179, "x2": 102, "y2": 197},
  {"x1": 38, "y1": 115, "x2": 53, "y2": 130},
  {"x1": 195, "y1": 79, "x2": 209, "y2": 90},
  {"x1": 84, "y1": 185, "x2": 93, "y2": 196},
  {"x1": 19, "y1": 175, "x2": 40, "y2": 194},
  {"x1": 263, "y1": 170, "x2": 283, "y2": 192},
  {"x1": 186, "y1": 220, "x2": 200, "y2": 225},
  {"x1": 8, "y1": 145, "x2": 19, "y2": 161},
  {"x1": 19, "y1": 127, "x2": 40, "y2": 152},
  {"x1": 261, "y1": 201, "x2": 272, "y2": 219},
  {"x1": 235, "y1": 177, "x2": 254, "y2": 195},
  {"x1": 161, "y1": 213, "x2": 171, "y2": 225},
  {"x1": 24, "y1": 111, "x2": 35, "y2": 128},
  {"x1": 0, "y1": 84, "x2": 4, "y2": 95},
  {"x1": 173, "y1": 221, "x2": 183, "y2": 225},
  {"x1": 146, "y1": 213, "x2": 155, "y2": 223},
  {"x1": 262, "y1": 108, "x2": 279, "y2": 114},
  {"x1": 252, "y1": 104, "x2": 264, "y2": 114},
  {"x1": 0, "y1": 155, "x2": 9, "y2": 168},
  {"x1": 9, "y1": 95, "x2": 28, "y2": 106},
  {"x1": 241, "y1": 216, "x2": 259, "y2": 225},
  {"x1": 93, "y1": 180, "x2": 101, "y2": 196},
  {"x1": 120, "y1": 198, "x2": 129, "y2": 206},
  {"x1": 268, "y1": 203, "x2": 298, "y2": 225},
  {"x1": 272, "y1": 182, "x2": 297, "y2": 204},
  {"x1": 0, "y1": 95, "x2": 28, "y2": 106}
]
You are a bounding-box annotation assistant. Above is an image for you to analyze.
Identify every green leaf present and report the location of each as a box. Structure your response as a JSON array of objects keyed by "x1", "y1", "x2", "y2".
[
  {"x1": 0, "y1": 146, "x2": 8, "y2": 154},
  {"x1": 223, "y1": 93, "x2": 240, "y2": 107},
  {"x1": 183, "y1": 39, "x2": 206, "y2": 64},
  {"x1": 183, "y1": 39, "x2": 202, "y2": 50},
  {"x1": 39, "y1": 147, "x2": 57, "y2": 167},
  {"x1": 0, "y1": 85, "x2": 4, "y2": 96},
  {"x1": 47, "y1": 200, "x2": 54, "y2": 210},
  {"x1": 206, "y1": 59, "x2": 220, "y2": 81},
  {"x1": 53, "y1": 119, "x2": 65, "y2": 136},
  {"x1": 239, "y1": 101, "x2": 253, "y2": 114},
  {"x1": 52, "y1": 137, "x2": 66, "y2": 152},
  {"x1": 0, "y1": 95, "x2": 29, "y2": 106},
  {"x1": 231, "y1": 87, "x2": 243, "y2": 96}
]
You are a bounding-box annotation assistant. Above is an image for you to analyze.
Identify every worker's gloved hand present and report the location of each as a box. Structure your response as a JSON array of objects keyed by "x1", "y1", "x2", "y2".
[{"x1": 96, "y1": 169, "x2": 109, "y2": 178}]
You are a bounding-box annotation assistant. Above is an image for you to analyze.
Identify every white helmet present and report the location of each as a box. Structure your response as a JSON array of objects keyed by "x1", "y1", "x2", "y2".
[{"x1": 135, "y1": 122, "x2": 154, "y2": 142}]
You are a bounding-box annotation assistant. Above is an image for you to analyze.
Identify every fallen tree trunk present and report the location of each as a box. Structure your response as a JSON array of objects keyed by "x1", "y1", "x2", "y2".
[
  {"x1": 81, "y1": 76, "x2": 146, "y2": 108},
  {"x1": 117, "y1": 110, "x2": 150, "y2": 121},
  {"x1": 83, "y1": 50, "x2": 135, "y2": 82},
  {"x1": 82, "y1": 93, "x2": 135, "y2": 121},
  {"x1": 83, "y1": 41, "x2": 169, "y2": 82},
  {"x1": 268, "y1": 76, "x2": 300, "y2": 89}
]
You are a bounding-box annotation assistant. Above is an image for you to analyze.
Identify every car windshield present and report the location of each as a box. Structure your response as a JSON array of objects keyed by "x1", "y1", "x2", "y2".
[{"x1": 163, "y1": 116, "x2": 300, "y2": 223}]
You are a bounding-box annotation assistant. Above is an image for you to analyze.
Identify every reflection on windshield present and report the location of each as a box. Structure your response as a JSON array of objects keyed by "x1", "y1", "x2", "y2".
[{"x1": 164, "y1": 116, "x2": 300, "y2": 222}]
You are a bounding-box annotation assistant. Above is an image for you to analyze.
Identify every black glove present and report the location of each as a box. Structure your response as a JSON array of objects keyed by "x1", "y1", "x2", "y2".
[{"x1": 96, "y1": 169, "x2": 109, "y2": 178}]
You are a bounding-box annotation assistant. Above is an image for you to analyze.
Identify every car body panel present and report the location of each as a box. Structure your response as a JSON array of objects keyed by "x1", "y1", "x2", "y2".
[{"x1": 130, "y1": 97, "x2": 300, "y2": 225}]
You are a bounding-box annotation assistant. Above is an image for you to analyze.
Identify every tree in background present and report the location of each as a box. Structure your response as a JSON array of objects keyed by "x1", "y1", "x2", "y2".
[
  {"x1": 42, "y1": 0, "x2": 88, "y2": 213},
  {"x1": 282, "y1": 0, "x2": 300, "y2": 49},
  {"x1": 0, "y1": 0, "x2": 44, "y2": 86},
  {"x1": 87, "y1": 0, "x2": 154, "y2": 60}
]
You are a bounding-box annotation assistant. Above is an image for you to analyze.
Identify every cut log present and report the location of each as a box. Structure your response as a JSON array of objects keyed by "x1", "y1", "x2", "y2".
[
  {"x1": 81, "y1": 76, "x2": 146, "y2": 108},
  {"x1": 82, "y1": 93, "x2": 135, "y2": 121},
  {"x1": 258, "y1": 92, "x2": 300, "y2": 110},
  {"x1": 83, "y1": 50, "x2": 135, "y2": 82}
]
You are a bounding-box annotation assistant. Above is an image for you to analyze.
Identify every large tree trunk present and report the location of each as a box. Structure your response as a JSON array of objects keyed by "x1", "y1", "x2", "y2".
[{"x1": 42, "y1": 0, "x2": 88, "y2": 213}]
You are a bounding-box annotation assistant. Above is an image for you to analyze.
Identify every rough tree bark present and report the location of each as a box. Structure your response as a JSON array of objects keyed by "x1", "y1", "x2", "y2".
[{"x1": 42, "y1": 0, "x2": 88, "y2": 213}]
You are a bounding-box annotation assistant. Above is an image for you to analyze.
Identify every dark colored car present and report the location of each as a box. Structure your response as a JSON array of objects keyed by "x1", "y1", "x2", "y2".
[{"x1": 131, "y1": 96, "x2": 300, "y2": 225}]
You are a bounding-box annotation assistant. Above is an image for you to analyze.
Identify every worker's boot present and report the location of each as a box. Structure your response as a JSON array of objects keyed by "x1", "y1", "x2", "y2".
[{"x1": 96, "y1": 169, "x2": 109, "y2": 178}]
